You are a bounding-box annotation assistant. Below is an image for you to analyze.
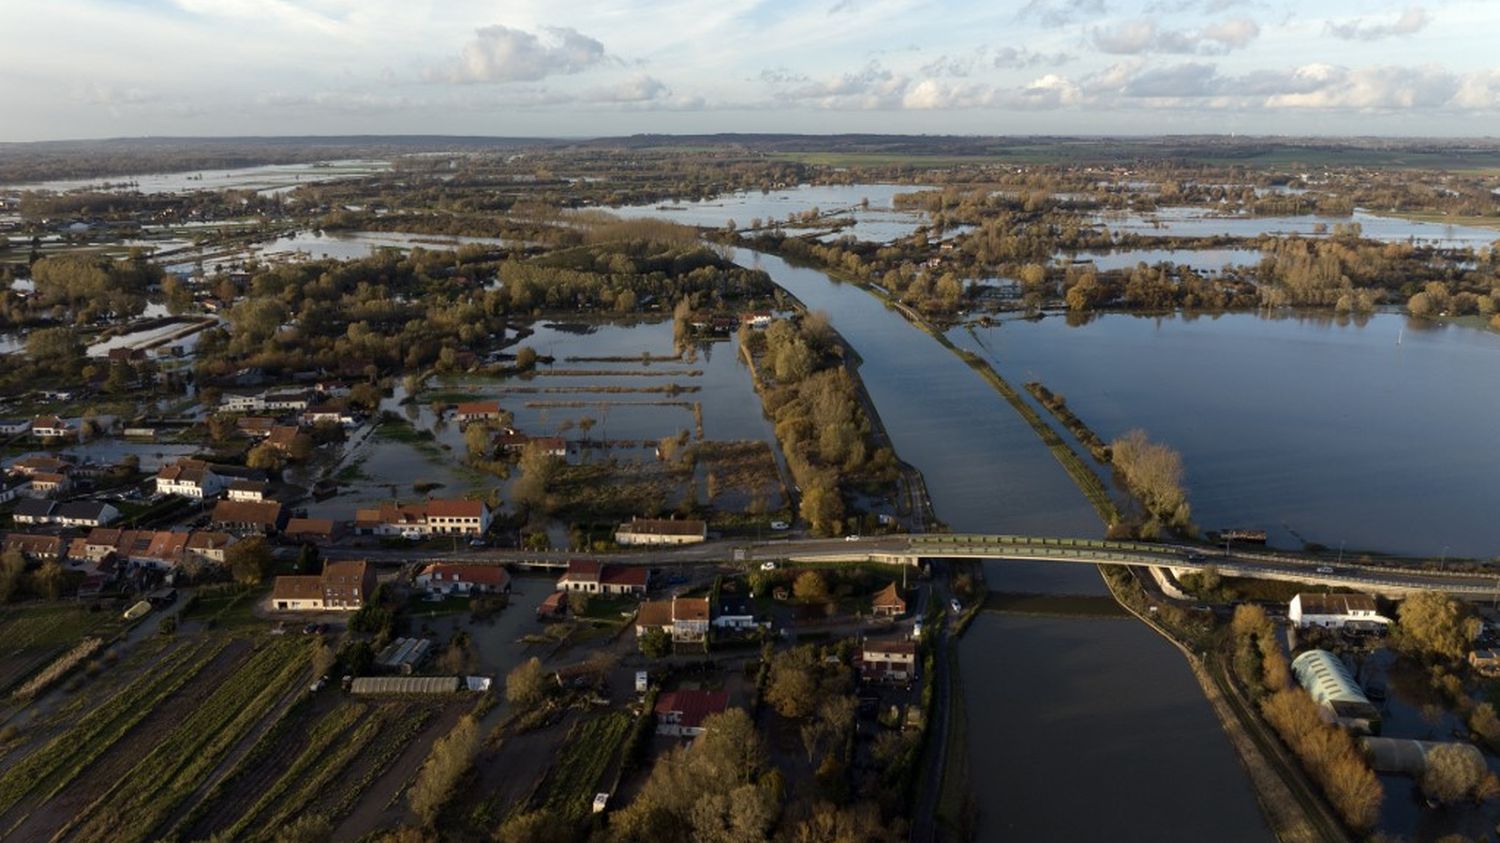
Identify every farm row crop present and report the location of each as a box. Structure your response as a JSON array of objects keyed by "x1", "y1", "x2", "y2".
[
  {"x1": 65, "y1": 638, "x2": 312, "y2": 843},
  {"x1": 541, "y1": 712, "x2": 633, "y2": 823},
  {"x1": 0, "y1": 639, "x2": 223, "y2": 820},
  {"x1": 11, "y1": 636, "x2": 104, "y2": 702},
  {"x1": 219, "y1": 702, "x2": 365, "y2": 839}
]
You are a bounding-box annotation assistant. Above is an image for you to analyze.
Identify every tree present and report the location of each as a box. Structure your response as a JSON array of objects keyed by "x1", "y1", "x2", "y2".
[
  {"x1": 789, "y1": 801, "x2": 903, "y2": 843},
  {"x1": 0, "y1": 549, "x2": 28, "y2": 602},
  {"x1": 408, "y1": 715, "x2": 481, "y2": 825},
  {"x1": 31, "y1": 560, "x2": 67, "y2": 601},
  {"x1": 792, "y1": 570, "x2": 828, "y2": 603},
  {"x1": 513, "y1": 443, "x2": 560, "y2": 509},
  {"x1": 506, "y1": 657, "x2": 547, "y2": 709},
  {"x1": 766, "y1": 647, "x2": 820, "y2": 719},
  {"x1": 226, "y1": 536, "x2": 273, "y2": 585},
  {"x1": 639, "y1": 627, "x2": 670, "y2": 659},
  {"x1": 1421, "y1": 743, "x2": 1487, "y2": 803},
  {"x1": 464, "y1": 423, "x2": 492, "y2": 459},
  {"x1": 1397, "y1": 590, "x2": 1481, "y2": 662},
  {"x1": 245, "y1": 442, "x2": 285, "y2": 472},
  {"x1": 515, "y1": 346, "x2": 538, "y2": 371}
]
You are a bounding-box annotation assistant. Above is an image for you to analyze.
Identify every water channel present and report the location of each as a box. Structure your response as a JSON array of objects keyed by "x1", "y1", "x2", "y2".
[{"x1": 742, "y1": 248, "x2": 1274, "y2": 841}]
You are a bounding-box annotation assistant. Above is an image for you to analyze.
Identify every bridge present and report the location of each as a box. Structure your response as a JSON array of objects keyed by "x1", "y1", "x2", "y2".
[{"x1": 322, "y1": 532, "x2": 1499, "y2": 597}]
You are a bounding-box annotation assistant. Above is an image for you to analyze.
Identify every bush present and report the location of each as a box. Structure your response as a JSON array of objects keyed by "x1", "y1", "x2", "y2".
[{"x1": 408, "y1": 715, "x2": 482, "y2": 825}]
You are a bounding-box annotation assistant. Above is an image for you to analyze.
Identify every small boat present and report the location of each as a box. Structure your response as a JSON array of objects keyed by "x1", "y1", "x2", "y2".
[{"x1": 312, "y1": 480, "x2": 338, "y2": 499}]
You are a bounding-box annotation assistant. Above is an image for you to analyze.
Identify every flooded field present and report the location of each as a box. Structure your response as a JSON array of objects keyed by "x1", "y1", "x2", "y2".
[
  {"x1": 1, "y1": 159, "x2": 390, "y2": 195},
  {"x1": 1057, "y1": 247, "x2": 1264, "y2": 273},
  {"x1": 956, "y1": 310, "x2": 1500, "y2": 558},
  {"x1": 1093, "y1": 207, "x2": 1500, "y2": 248},
  {"x1": 613, "y1": 183, "x2": 939, "y2": 243}
]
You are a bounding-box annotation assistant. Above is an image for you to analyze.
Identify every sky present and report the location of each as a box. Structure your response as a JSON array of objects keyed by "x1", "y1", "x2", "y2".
[{"x1": 2, "y1": 0, "x2": 1499, "y2": 141}]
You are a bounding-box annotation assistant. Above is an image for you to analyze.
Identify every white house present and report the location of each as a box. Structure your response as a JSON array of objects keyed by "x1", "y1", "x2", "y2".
[
  {"x1": 415, "y1": 563, "x2": 510, "y2": 596},
  {"x1": 156, "y1": 459, "x2": 225, "y2": 499},
  {"x1": 53, "y1": 501, "x2": 120, "y2": 528},
  {"x1": 31, "y1": 416, "x2": 75, "y2": 440},
  {"x1": 614, "y1": 517, "x2": 707, "y2": 547},
  {"x1": 0, "y1": 418, "x2": 31, "y2": 436},
  {"x1": 1288, "y1": 593, "x2": 1390, "y2": 630},
  {"x1": 0, "y1": 475, "x2": 32, "y2": 504},
  {"x1": 654, "y1": 690, "x2": 729, "y2": 738}
]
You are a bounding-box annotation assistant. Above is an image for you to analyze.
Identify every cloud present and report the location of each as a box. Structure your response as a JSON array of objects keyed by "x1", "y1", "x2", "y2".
[
  {"x1": 430, "y1": 24, "x2": 609, "y2": 84},
  {"x1": 1093, "y1": 18, "x2": 1260, "y2": 55},
  {"x1": 1018, "y1": 0, "x2": 1108, "y2": 27},
  {"x1": 991, "y1": 46, "x2": 1075, "y2": 69},
  {"x1": 1326, "y1": 7, "x2": 1430, "y2": 42},
  {"x1": 586, "y1": 74, "x2": 669, "y2": 103}
]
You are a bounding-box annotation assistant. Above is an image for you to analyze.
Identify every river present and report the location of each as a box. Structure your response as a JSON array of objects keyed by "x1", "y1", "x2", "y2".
[{"x1": 741, "y1": 248, "x2": 1273, "y2": 841}]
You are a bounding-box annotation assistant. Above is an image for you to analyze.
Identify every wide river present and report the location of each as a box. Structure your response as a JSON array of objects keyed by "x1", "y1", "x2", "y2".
[{"x1": 744, "y1": 248, "x2": 1273, "y2": 841}]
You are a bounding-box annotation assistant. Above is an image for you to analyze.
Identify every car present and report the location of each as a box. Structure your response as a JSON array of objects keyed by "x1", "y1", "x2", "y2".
[
  {"x1": 1187, "y1": 552, "x2": 1205, "y2": 562},
  {"x1": 769, "y1": 520, "x2": 790, "y2": 531},
  {"x1": 302, "y1": 623, "x2": 319, "y2": 635},
  {"x1": 469, "y1": 538, "x2": 489, "y2": 548},
  {"x1": 950, "y1": 598, "x2": 963, "y2": 613},
  {"x1": 1315, "y1": 565, "x2": 1335, "y2": 574},
  {"x1": 844, "y1": 534, "x2": 861, "y2": 542},
  {"x1": 760, "y1": 561, "x2": 778, "y2": 571}
]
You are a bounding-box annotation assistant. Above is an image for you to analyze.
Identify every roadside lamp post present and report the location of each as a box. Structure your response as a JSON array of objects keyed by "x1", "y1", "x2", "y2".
[
  {"x1": 1440, "y1": 545, "x2": 1449, "y2": 572},
  {"x1": 1337, "y1": 540, "x2": 1345, "y2": 567}
]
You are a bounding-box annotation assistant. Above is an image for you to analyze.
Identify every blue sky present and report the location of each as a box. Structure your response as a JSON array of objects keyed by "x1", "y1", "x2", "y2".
[{"x1": 2, "y1": 0, "x2": 1497, "y2": 141}]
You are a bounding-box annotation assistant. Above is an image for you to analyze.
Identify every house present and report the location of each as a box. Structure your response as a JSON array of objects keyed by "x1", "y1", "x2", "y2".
[
  {"x1": 354, "y1": 499, "x2": 491, "y2": 538},
  {"x1": 156, "y1": 459, "x2": 225, "y2": 499},
  {"x1": 654, "y1": 690, "x2": 730, "y2": 738},
  {"x1": 497, "y1": 431, "x2": 566, "y2": 457},
  {"x1": 283, "y1": 518, "x2": 344, "y2": 545},
  {"x1": 859, "y1": 638, "x2": 918, "y2": 684},
  {"x1": 614, "y1": 517, "x2": 707, "y2": 547},
  {"x1": 0, "y1": 475, "x2": 32, "y2": 503},
  {"x1": 262, "y1": 390, "x2": 315, "y2": 412},
  {"x1": 31, "y1": 416, "x2": 75, "y2": 440},
  {"x1": 235, "y1": 416, "x2": 277, "y2": 438},
  {"x1": 27, "y1": 473, "x2": 71, "y2": 497},
  {"x1": 108, "y1": 347, "x2": 147, "y2": 364},
  {"x1": 220, "y1": 392, "x2": 265, "y2": 413},
  {"x1": 671, "y1": 597, "x2": 711, "y2": 644},
  {"x1": 0, "y1": 418, "x2": 31, "y2": 436},
  {"x1": 453, "y1": 400, "x2": 504, "y2": 425},
  {"x1": 9, "y1": 455, "x2": 74, "y2": 477},
  {"x1": 872, "y1": 582, "x2": 907, "y2": 617},
  {"x1": 300, "y1": 405, "x2": 357, "y2": 428},
  {"x1": 2, "y1": 533, "x2": 64, "y2": 561},
  {"x1": 1471, "y1": 649, "x2": 1500, "y2": 677},
  {"x1": 186, "y1": 531, "x2": 235, "y2": 564},
  {"x1": 1288, "y1": 593, "x2": 1390, "y2": 631},
  {"x1": 54, "y1": 501, "x2": 120, "y2": 528},
  {"x1": 415, "y1": 563, "x2": 510, "y2": 596},
  {"x1": 265, "y1": 426, "x2": 312, "y2": 455},
  {"x1": 211, "y1": 499, "x2": 287, "y2": 534},
  {"x1": 713, "y1": 594, "x2": 761, "y2": 630},
  {"x1": 741, "y1": 311, "x2": 773, "y2": 329},
  {"x1": 226, "y1": 480, "x2": 269, "y2": 502},
  {"x1": 556, "y1": 561, "x2": 649, "y2": 596},
  {"x1": 11, "y1": 499, "x2": 57, "y2": 525},
  {"x1": 271, "y1": 560, "x2": 375, "y2": 611}
]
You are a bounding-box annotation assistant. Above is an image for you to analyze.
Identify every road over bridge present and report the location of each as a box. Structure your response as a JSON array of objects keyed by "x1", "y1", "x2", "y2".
[{"x1": 321, "y1": 533, "x2": 1498, "y2": 597}]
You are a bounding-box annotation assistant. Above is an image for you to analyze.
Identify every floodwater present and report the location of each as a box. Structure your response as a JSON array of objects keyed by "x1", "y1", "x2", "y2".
[
  {"x1": 1094, "y1": 207, "x2": 1500, "y2": 249},
  {"x1": 741, "y1": 246, "x2": 1272, "y2": 840},
  {"x1": 160, "y1": 230, "x2": 508, "y2": 274},
  {"x1": 1, "y1": 159, "x2": 389, "y2": 195},
  {"x1": 305, "y1": 317, "x2": 785, "y2": 519},
  {"x1": 956, "y1": 311, "x2": 1500, "y2": 558},
  {"x1": 613, "y1": 183, "x2": 938, "y2": 243},
  {"x1": 1058, "y1": 247, "x2": 1263, "y2": 274}
]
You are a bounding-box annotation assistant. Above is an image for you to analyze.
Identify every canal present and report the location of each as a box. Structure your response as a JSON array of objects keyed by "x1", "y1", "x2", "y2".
[{"x1": 743, "y1": 248, "x2": 1274, "y2": 841}]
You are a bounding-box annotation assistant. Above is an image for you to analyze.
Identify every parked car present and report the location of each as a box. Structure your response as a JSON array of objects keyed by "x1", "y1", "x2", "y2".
[
  {"x1": 950, "y1": 598, "x2": 963, "y2": 613},
  {"x1": 760, "y1": 561, "x2": 778, "y2": 571},
  {"x1": 844, "y1": 534, "x2": 861, "y2": 542},
  {"x1": 469, "y1": 538, "x2": 489, "y2": 548},
  {"x1": 769, "y1": 520, "x2": 790, "y2": 531},
  {"x1": 1315, "y1": 565, "x2": 1335, "y2": 574}
]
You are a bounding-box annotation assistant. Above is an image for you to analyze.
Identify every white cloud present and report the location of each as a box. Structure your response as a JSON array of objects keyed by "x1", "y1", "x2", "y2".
[
  {"x1": 431, "y1": 24, "x2": 609, "y2": 84},
  {"x1": 1326, "y1": 7, "x2": 1430, "y2": 42},
  {"x1": 1093, "y1": 17, "x2": 1260, "y2": 55},
  {"x1": 1018, "y1": 0, "x2": 1108, "y2": 28},
  {"x1": 991, "y1": 46, "x2": 1075, "y2": 69}
]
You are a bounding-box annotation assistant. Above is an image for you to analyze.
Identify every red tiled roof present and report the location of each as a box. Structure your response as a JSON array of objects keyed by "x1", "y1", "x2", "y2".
[
  {"x1": 425, "y1": 499, "x2": 486, "y2": 519},
  {"x1": 618, "y1": 517, "x2": 706, "y2": 537},
  {"x1": 601, "y1": 565, "x2": 648, "y2": 587},
  {"x1": 654, "y1": 689, "x2": 730, "y2": 730},
  {"x1": 419, "y1": 563, "x2": 509, "y2": 588}
]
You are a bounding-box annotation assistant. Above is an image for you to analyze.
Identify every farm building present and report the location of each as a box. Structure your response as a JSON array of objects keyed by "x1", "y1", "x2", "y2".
[
  {"x1": 375, "y1": 637, "x2": 433, "y2": 674},
  {"x1": 614, "y1": 517, "x2": 707, "y2": 546},
  {"x1": 350, "y1": 676, "x2": 462, "y2": 695},
  {"x1": 1291, "y1": 649, "x2": 1381, "y2": 734},
  {"x1": 1288, "y1": 593, "x2": 1389, "y2": 630}
]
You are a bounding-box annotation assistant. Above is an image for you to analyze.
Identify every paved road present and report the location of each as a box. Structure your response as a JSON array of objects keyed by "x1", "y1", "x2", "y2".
[{"x1": 318, "y1": 533, "x2": 1500, "y2": 596}]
